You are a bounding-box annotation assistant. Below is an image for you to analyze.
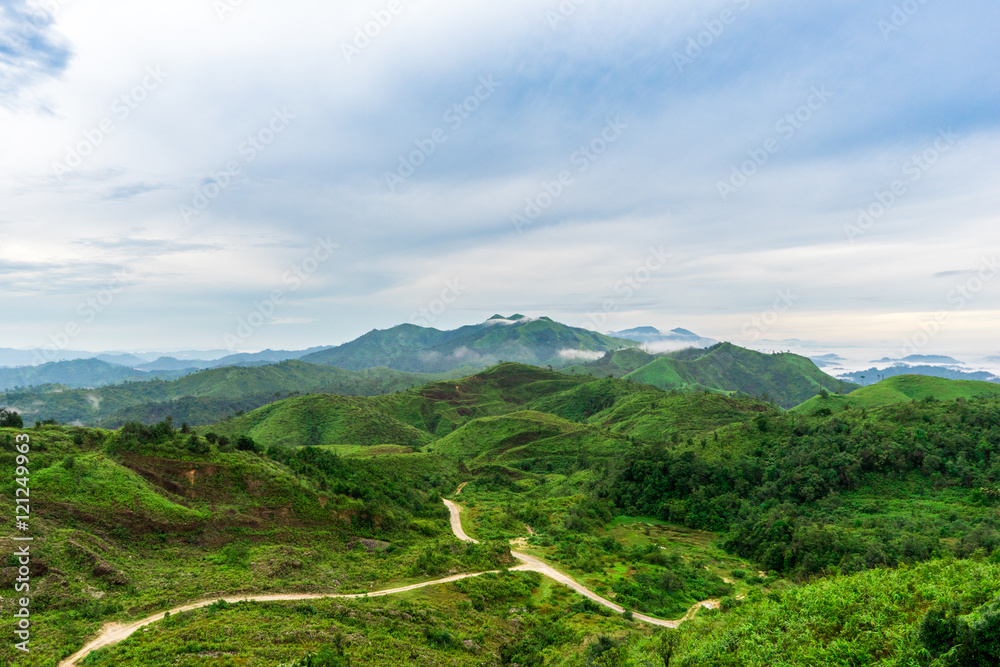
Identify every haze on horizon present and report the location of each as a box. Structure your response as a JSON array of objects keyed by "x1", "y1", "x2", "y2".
[{"x1": 1, "y1": 0, "x2": 997, "y2": 360}]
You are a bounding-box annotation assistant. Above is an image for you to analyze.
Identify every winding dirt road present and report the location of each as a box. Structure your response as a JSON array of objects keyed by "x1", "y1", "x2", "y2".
[
  {"x1": 443, "y1": 499, "x2": 682, "y2": 629},
  {"x1": 61, "y1": 497, "x2": 704, "y2": 664}
]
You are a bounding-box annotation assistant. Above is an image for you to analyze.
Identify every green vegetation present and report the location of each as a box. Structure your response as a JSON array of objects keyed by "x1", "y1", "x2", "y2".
[
  {"x1": 5, "y1": 361, "x2": 1000, "y2": 665},
  {"x1": 792, "y1": 374, "x2": 1000, "y2": 414},
  {"x1": 0, "y1": 360, "x2": 471, "y2": 427},
  {"x1": 619, "y1": 343, "x2": 857, "y2": 408},
  {"x1": 0, "y1": 358, "x2": 185, "y2": 392},
  {"x1": 300, "y1": 316, "x2": 637, "y2": 372},
  {"x1": 663, "y1": 556, "x2": 1000, "y2": 666},
  {"x1": 602, "y1": 395, "x2": 1000, "y2": 577}
]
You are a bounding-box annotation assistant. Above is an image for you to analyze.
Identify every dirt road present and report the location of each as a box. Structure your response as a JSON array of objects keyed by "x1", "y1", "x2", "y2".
[{"x1": 62, "y1": 496, "x2": 700, "y2": 664}]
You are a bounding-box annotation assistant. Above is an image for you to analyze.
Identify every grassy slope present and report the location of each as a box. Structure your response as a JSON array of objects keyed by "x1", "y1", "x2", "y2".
[
  {"x1": 429, "y1": 410, "x2": 626, "y2": 470},
  {"x1": 622, "y1": 343, "x2": 858, "y2": 408},
  {"x1": 792, "y1": 374, "x2": 1000, "y2": 414},
  {"x1": 207, "y1": 393, "x2": 435, "y2": 449},
  {"x1": 0, "y1": 422, "x2": 517, "y2": 665},
  {"x1": 561, "y1": 347, "x2": 661, "y2": 378}
]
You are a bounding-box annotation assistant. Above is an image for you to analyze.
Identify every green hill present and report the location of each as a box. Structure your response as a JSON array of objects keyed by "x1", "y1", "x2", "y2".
[
  {"x1": 301, "y1": 315, "x2": 637, "y2": 373},
  {"x1": 560, "y1": 347, "x2": 660, "y2": 378},
  {"x1": 207, "y1": 393, "x2": 434, "y2": 449},
  {"x1": 791, "y1": 374, "x2": 1000, "y2": 414},
  {"x1": 0, "y1": 358, "x2": 184, "y2": 391},
  {"x1": 429, "y1": 410, "x2": 626, "y2": 471},
  {"x1": 0, "y1": 360, "x2": 468, "y2": 427},
  {"x1": 621, "y1": 342, "x2": 857, "y2": 408}
]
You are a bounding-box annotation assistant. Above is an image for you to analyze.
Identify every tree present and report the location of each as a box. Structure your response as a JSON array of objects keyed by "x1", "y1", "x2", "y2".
[
  {"x1": 236, "y1": 435, "x2": 257, "y2": 452},
  {"x1": 0, "y1": 409, "x2": 24, "y2": 429}
]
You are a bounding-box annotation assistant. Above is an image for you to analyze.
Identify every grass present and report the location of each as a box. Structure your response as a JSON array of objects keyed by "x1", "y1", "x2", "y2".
[
  {"x1": 68, "y1": 571, "x2": 656, "y2": 667},
  {"x1": 791, "y1": 374, "x2": 1000, "y2": 413}
]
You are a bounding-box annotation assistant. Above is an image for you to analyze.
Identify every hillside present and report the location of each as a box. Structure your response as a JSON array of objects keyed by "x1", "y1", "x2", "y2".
[
  {"x1": 301, "y1": 315, "x2": 638, "y2": 372},
  {"x1": 208, "y1": 393, "x2": 434, "y2": 449},
  {"x1": 0, "y1": 361, "x2": 469, "y2": 427},
  {"x1": 561, "y1": 347, "x2": 660, "y2": 377},
  {"x1": 621, "y1": 342, "x2": 857, "y2": 408},
  {"x1": 792, "y1": 373, "x2": 1000, "y2": 414},
  {"x1": 0, "y1": 358, "x2": 185, "y2": 391},
  {"x1": 429, "y1": 410, "x2": 626, "y2": 471},
  {"x1": 0, "y1": 421, "x2": 508, "y2": 666},
  {"x1": 6, "y1": 361, "x2": 1000, "y2": 665}
]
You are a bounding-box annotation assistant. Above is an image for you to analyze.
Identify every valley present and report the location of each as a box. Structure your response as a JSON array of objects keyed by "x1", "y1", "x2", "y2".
[{"x1": 2, "y1": 346, "x2": 1000, "y2": 665}]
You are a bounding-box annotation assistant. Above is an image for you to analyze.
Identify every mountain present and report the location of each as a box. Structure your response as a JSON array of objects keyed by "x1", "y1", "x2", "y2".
[
  {"x1": 619, "y1": 342, "x2": 857, "y2": 408},
  {"x1": 609, "y1": 326, "x2": 718, "y2": 350},
  {"x1": 873, "y1": 354, "x2": 963, "y2": 365},
  {"x1": 791, "y1": 374, "x2": 1000, "y2": 413},
  {"x1": 0, "y1": 360, "x2": 473, "y2": 426},
  {"x1": 95, "y1": 352, "x2": 149, "y2": 366},
  {"x1": 0, "y1": 358, "x2": 184, "y2": 391},
  {"x1": 807, "y1": 353, "x2": 847, "y2": 368},
  {"x1": 134, "y1": 356, "x2": 213, "y2": 372},
  {"x1": 838, "y1": 364, "x2": 999, "y2": 385},
  {"x1": 300, "y1": 315, "x2": 638, "y2": 373},
  {"x1": 209, "y1": 345, "x2": 335, "y2": 368},
  {"x1": 0, "y1": 347, "x2": 93, "y2": 367}
]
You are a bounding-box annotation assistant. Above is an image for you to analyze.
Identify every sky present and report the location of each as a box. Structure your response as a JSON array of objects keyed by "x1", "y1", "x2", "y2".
[{"x1": 1, "y1": 0, "x2": 998, "y2": 362}]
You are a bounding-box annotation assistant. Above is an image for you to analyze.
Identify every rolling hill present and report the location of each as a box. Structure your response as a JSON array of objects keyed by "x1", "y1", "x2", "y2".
[
  {"x1": 207, "y1": 393, "x2": 434, "y2": 449},
  {"x1": 0, "y1": 358, "x2": 185, "y2": 391},
  {"x1": 0, "y1": 360, "x2": 471, "y2": 427},
  {"x1": 791, "y1": 373, "x2": 1000, "y2": 414},
  {"x1": 618, "y1": 343, "x2": 857, "y2": 408}
]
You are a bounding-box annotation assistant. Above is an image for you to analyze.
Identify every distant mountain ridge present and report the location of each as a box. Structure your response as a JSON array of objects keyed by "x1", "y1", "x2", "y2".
[
  {"x1": 839, "y1": 364, "x2": 999, "y2": 385},
  {"x1": 608, "y1": 326, "x2": 718, "y2": 350},
  {"x1": 0, "y1": 359, "x2": 186, "y2": 392},
  {"x1": 300, "y1": 315, "x2": 638, "y2": 372}
]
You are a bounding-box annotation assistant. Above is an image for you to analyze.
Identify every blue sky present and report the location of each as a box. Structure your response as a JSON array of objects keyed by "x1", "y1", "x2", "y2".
[{"x1": 0, "y1": 0, "x2": 998, "y2": 360}]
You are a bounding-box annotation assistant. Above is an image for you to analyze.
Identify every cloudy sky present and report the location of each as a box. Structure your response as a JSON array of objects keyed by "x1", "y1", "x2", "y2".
[{"x1": 1, "y1": 0, "x2": 998, "y2": 359}]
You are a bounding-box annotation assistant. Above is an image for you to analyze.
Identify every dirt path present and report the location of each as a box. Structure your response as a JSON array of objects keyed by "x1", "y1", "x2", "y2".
[{"x1": 63, "y1": 495, "x2": 710, "y2": 664}]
